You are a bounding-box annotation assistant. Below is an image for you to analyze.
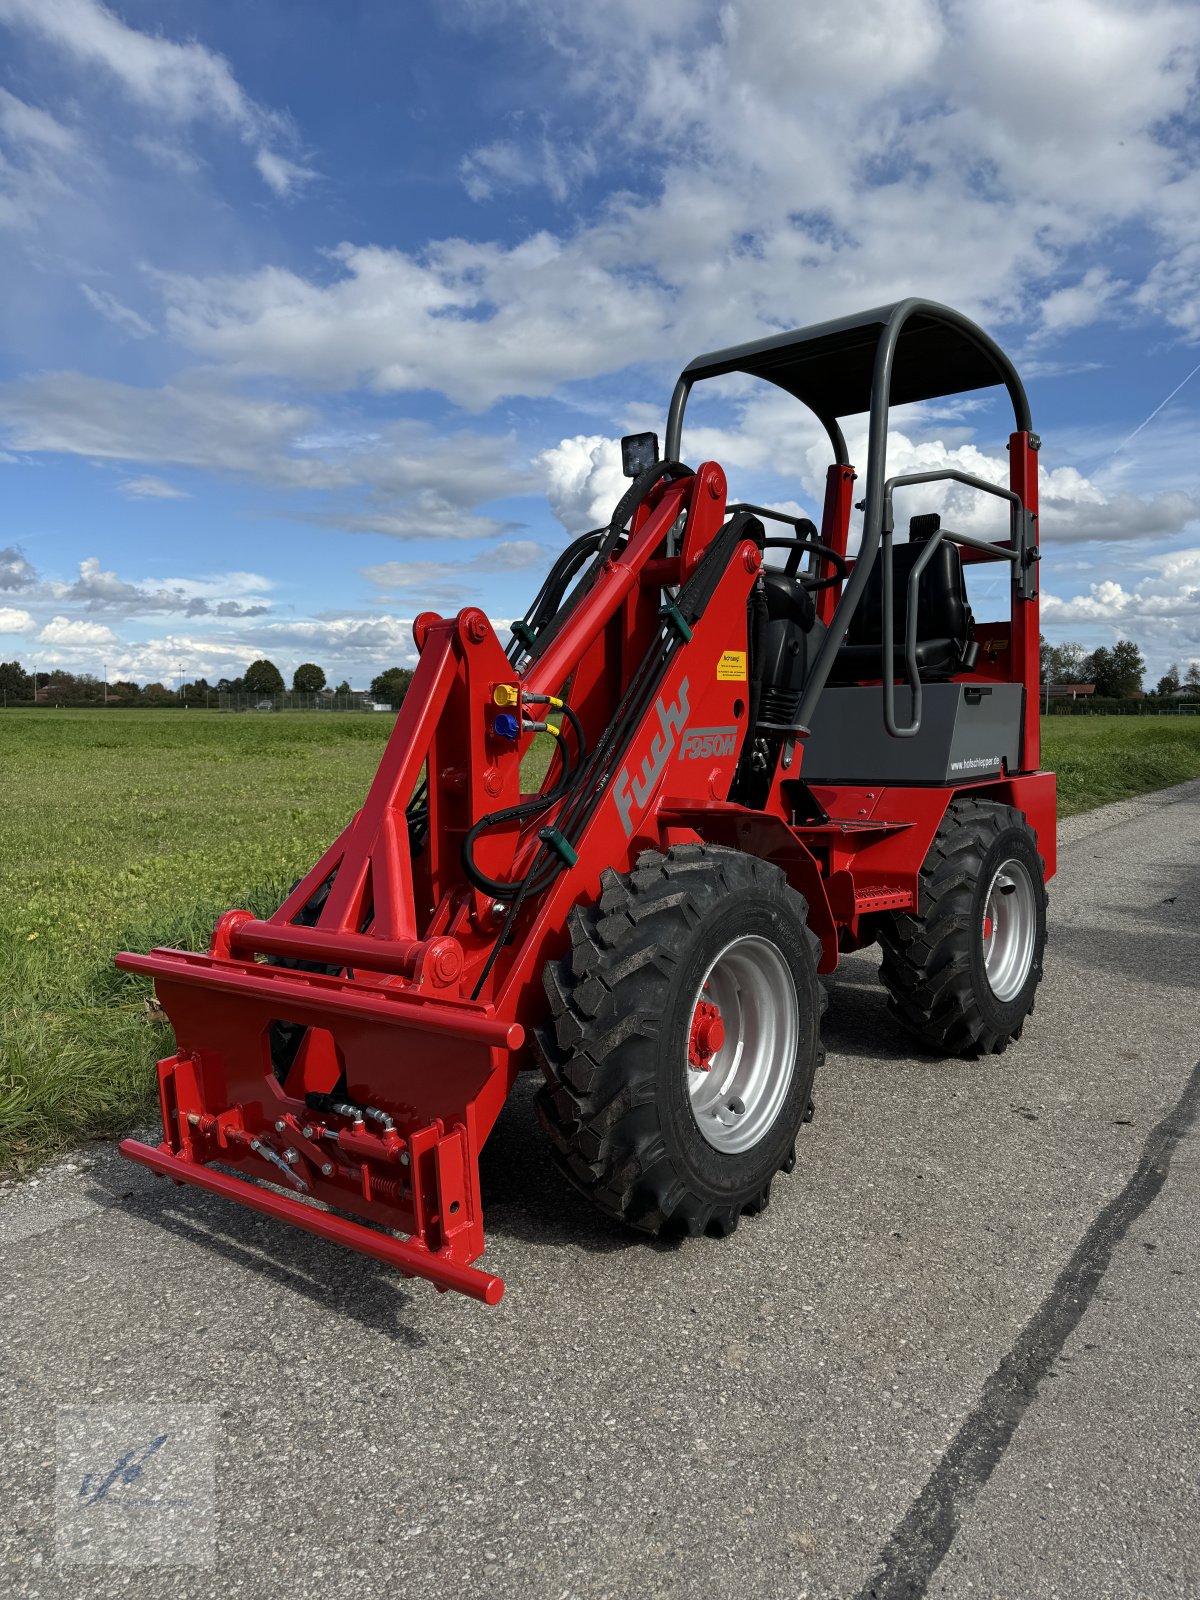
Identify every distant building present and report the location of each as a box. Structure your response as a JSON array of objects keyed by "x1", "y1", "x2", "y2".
[{"x1": 1046, "y1": 682, "x2": 1095, "y2": 701}]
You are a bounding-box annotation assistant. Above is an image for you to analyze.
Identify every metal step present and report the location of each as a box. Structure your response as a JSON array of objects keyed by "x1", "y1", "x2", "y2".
[{"x1": 852, "y1": 885, "x2": 913, "y2": 914}]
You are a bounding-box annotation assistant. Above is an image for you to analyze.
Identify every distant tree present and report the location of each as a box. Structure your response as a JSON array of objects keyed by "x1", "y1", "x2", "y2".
[
  {"x1": 1087, "y1": 639, "x2": 1144, "y2": 699},
  {"x1": 1039, "y1": 634, "x2": 1053, "y2": 684},
  {"x1": 370, "y1": 667, "x2": 414, "y2": 707},
  {"x1": 40, "y1": 670, "x2": 104, "y2": 705},
  {"x1": 1155, "y1": 662, "x2": 1181, "y2": 697},
  {"x1": 1185, "y1": 661, "x2": 1200, "y2": 692},
  {"x1": 334, "y1": 679, "x2": 351, "y2": 697},
  {"x1": 109, "y1": 679, "x2": 142, "y2": 703},
  {"x1": 1110, "y1": 639, "x2": 1145, "y2": 698},
  {"x1": 1083, "y1": 646, "x2": 1111, "y2": 694},
  {"x1": 243, "y1": 658, "x2": 284, "y2": 695},
  {"x1": 216, "y1": 676, "x2": 244, "y2": 695},
  {"x1": 0, "y1": 659, "x2": 32, "y2": 703},
  {"x1": 142, "y1": 681, "x2": 175, "y2": 704},
  {"x1": 293, "y1": 662, "x2": 327, "y2": 693},
  {"x1": 1049, "y1": 640, "x2": 1089, "y2": 683}
]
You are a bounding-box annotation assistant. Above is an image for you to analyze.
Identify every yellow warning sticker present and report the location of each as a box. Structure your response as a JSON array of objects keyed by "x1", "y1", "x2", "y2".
[{"x1": 716, "y1": 650, "x2": 747, "y2": 682}]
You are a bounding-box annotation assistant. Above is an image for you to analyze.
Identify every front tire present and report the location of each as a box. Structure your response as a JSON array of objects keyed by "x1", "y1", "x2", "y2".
[
  {"x1": 878, "y1": 799, "x2": 1047, "y2": 1056},
  {"x1": 535, "y1": 844, "x2": 825, "y2": 1238}
]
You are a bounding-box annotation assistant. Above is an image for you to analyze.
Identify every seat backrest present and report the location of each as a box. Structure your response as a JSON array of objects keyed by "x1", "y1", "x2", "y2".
[{"x1": 846, "y1": 518, "x2": 972, "y2": 650}]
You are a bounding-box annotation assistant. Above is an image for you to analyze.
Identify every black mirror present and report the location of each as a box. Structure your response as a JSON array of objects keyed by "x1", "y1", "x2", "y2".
[{"x1": 620, "y1": 432, "x2": 659, "y2": 478}]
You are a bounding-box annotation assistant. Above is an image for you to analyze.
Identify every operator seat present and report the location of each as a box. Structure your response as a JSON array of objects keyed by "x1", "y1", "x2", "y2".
[
  {"x1": 756, "y1": 562, "x2": 826, "y2": 730},
  {"x1": 829, "y1": 514, "x2": 976, "y2": 683}
]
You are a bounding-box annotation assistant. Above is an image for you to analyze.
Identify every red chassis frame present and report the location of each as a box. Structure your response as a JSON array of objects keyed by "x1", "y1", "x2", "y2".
[{"x1": 119, "y1": 441, "x2": 1054, "y2": 1305}]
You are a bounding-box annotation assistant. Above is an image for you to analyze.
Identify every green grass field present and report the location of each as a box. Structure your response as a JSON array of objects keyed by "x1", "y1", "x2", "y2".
[{"x1": 3, "y1": 708, "x2": 1199, "y2": 1174}]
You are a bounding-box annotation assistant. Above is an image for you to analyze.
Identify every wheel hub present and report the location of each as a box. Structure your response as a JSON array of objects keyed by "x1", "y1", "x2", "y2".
[
  {"x1": 684, "y1": 934, "x2": 799, "y2": 1154},
  {"x1": 982, "y1": 857, "x2": 1037, "y2": 1002},
  {"x1": 688, "y1": 1000, "x2": 725, "y2": 1071}
]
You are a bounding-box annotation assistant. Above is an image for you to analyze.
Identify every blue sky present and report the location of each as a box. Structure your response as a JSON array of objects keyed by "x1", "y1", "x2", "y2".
[{"x1": 1, "y1": 0, "x2": 1199, "y2": 688}]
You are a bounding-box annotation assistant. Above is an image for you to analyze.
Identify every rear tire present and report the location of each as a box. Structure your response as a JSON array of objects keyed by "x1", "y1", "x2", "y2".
[
  {"x1": 878, "y1": 799, "x2": 1047, "y2": 1056},
  {"x1": 535, "y1": 844, "x2": 825, "y2": 1237}
]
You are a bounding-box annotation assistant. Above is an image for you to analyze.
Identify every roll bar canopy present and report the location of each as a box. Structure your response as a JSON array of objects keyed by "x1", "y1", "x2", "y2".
[
  {"x1": 665, "y1": 298, "x2": 1036, "y2": 738},
  {"x1": 665, "y1": 298, "x2": 1032, "y2": 465}
]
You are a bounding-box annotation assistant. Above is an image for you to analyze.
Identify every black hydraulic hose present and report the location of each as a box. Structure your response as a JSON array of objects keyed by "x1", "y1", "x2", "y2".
[
  {"x1": 494, "y1": 515, "x2": 761, "y2": 909},
  {"x1": 745, "y1": 574, "x2": 769, "y2": 735},
  {"x1": 539, "y1": 509, "x2": 764, "y2": 884},
  {"x1": 460, "y1": 741, "x2": 574, "y2": 899},
  {"x1": 468, "y1": 643, "x2": 675, "y2": 998},
  {"x1": 469, "y1": 483, "x2": 760, "y2": 997},
  {"x1": 460, "y1": 701, "x2": 587, "y2": 899},
  {"x1": 506, "y1": 530, "x2": 609, "y2": 665},
  {"x1": 524, "y1": 460, "x2": 694, "y2": 665}
]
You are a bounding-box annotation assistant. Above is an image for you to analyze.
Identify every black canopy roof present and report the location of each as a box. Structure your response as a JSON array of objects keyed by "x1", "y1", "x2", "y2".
[{"x1": 678, "y1": 300, "x2": 1031, "y2": 429}]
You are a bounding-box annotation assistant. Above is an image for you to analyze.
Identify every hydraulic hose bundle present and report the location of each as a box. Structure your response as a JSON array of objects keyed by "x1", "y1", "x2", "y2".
[{"x1": 468, "y1": 504, "x2": 763, "y2": 996}]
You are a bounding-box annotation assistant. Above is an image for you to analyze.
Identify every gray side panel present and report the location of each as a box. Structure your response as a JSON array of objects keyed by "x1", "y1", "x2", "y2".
[{"x1": 801, "y1": 683, "x2": 1024, "y2": 785}]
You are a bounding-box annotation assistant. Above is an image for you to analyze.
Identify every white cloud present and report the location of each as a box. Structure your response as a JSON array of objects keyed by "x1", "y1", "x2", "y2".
[
  {"x1": 52, "y1": 556, "x2": 273, "y2": 618},
  {"x1": 254, "y1": 148, "x2": 318, "y2": 198},
  {"x1": 0, "y1": 0, "x2": 314, "y2": 195},
  {"x1": 1042, "y1": 547, "x2": 1200, "y2": 671},
  {"x1": 254, "y1": 613, "x2": 421, "y2": 665},
  {"x1": 0, "y1": 85, "x2": 77, "y2": 154},
  {"x1": 132, "y1": 133, "x2": 203, "y2": 176},
  {"x1": 0, "y1": 371, "x2": 331, "y2": 486},
  {"x1": 139, "y1": 0, "x2": 1193, "y2": 412},
  {"x1": 461, "y1": 136, "x2": 596, "y2": 203},
  {"x1": 38, "y1": 615, "x2": 116, "y2": 645},
  {"x1": 360, "y1": 540, "x2": 547, "y2": 603},
  {"x1": 535, "y1": 435, "x2": 627, "y2": 530},
  {"x1": 0, "y1": 545, "x2": 36, "y2": 590},
  {"x1": 0, "y1": 605, "x2": 35, "y2": 632},
  {"x1": 302, "y1": 498, "x2": 516, "y2": 543},
  {"x1": 157, "y1": 237, "x2": 671, "y2": 410},
  {"x1": 0, "y1": 548, "x2": 273, "y2": 621},
  {"x1": 0, "y1": 375, "x2": 532, "y2": 535},
  {"x1": 119, "y1": 475, "x2": 188, "y2": 499},
  {"x1": 80, "y1": 284, "x2": 155, "y2": 339},
  {"x1": 59, "y1": 613, "x2": 488, "y2": 686},
  {"x1": 0, "y1": 87, "x2": 80, "y2": 230},
  {"x1": 1037, "y1": 268, "x2": 1127, "y2": 336}
]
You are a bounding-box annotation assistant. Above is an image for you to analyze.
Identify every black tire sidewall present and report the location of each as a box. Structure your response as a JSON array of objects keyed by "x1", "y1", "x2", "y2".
[
  {"x1": 966, "y1": 823, "x2": 1047, "y2": 1035},
  {"x1": 653, "y1": 889, "x2": 821, "y2": 1203}
]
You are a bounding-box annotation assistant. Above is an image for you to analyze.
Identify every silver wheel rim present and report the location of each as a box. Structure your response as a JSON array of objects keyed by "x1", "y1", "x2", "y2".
[
  {"x1": 685, "y1": 934, "x2": 798, "y2": 1154},
  {"x1": 982, "y1": 857, "x2": 1037, "y2": 1002}
]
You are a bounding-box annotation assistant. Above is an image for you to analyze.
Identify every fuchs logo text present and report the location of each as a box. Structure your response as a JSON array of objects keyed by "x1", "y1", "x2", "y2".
[
  {"x1": 614, "y1": 679, "x2": 691, "y2": 837},
  {"x1": 679, "y1": 726, "x2": 738, "y2": 762}
]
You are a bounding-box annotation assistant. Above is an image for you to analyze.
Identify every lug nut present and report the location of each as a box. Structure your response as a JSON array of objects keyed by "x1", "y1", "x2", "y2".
[{"x1": 321, "y1": 1163, "x2": 333, "y2": 1177}]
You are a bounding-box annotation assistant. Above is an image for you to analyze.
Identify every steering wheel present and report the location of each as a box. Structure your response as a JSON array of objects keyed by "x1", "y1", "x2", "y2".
[{"x1": 761, "y1": 535, "x2": 850, "y2": 593}]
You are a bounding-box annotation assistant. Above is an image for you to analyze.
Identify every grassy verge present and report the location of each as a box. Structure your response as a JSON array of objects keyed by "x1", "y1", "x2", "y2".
[
  {"x1": 1, "y1": 712, "x2": 393, "y2": 1175},
  {"x1": 1042, "y1": 715, "x2": 1200, "y2": 815},
  {"x1": 3, "y1": 710, "x2": 1198, "y2": 1174}
]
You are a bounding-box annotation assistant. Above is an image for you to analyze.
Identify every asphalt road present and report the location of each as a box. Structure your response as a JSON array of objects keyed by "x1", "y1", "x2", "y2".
[{"x1": 3, "y1": 781, "x2": 1198, "y2": 1599}]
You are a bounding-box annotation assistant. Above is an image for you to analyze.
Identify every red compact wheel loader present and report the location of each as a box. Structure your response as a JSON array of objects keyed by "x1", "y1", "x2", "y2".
[{"x1": 119, "y1": 299, "x2": 1055, "y2": 1304}]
